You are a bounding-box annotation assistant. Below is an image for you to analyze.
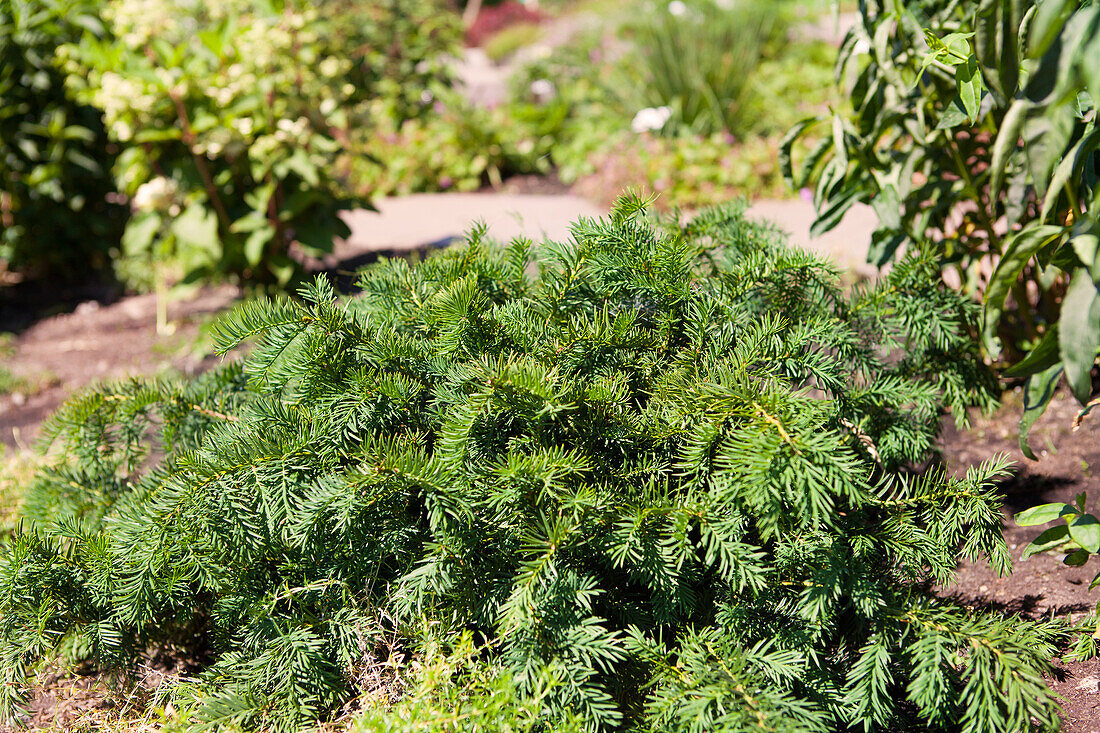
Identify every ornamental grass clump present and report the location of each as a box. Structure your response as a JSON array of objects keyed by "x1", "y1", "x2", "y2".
[{"x1": 0, "y1": 198, "x2": 1065, "y2": 731}]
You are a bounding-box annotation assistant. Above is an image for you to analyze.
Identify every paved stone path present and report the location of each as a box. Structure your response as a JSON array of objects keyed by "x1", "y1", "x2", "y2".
[{"x1": 340, "y1": 193, "x2": 878, "y2": 276}]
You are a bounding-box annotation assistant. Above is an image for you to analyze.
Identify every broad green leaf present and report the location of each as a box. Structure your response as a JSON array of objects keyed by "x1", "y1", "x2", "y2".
[
  {"x1": 172, "y1": 202, "x2": 221, "y2": 273},
  {"x1": 274, "y1": 148, "x2": 320, "y2": 187},
  {"x1": 1059, "y1": 269, "x2": 1100, "y2": 404},
  {"x1": 1022, "y1": 523, "x2": 1069, "y2": 559},
  {"x1": 778, "y1": 117, "x2": 818, "y2": 187},
  {"x1": 870, "y1": 183, "x2": 901, "y2": 231},
  {"x1": 230, "y1": 210, "x2": 270, "y2": 234},
  {"x1": 990, "y1": 99, "x2": 1030, "y2": 200},
  {"x1": 983, "y1": 225, "x2": 1066, "y2": 356},
  {"x1": 1026, "y1": 10, "x2": 1098, "y2": 105},
  {"x1": 867, "y1": 228, "x2": 906, "y2": 268},
  {"x1": 244, "y1": 225, "x2": 275, "y2": 267},
  {"x1": 134, "y1": 128, "x2": 183, "y2": 143},
  {"x1": 935, "y1": 98, "x2": 972, "y2": 130},
  {"x1": 1019, "y1": 364, "x2": 1062, "y2": 461},
  {"x1": 875, "y1": 20, "x2": 906, "y2": 89},
  {"x1": 1004, "y1": 325, "x2": 1061, "y2": 379},
  {"x1": 1071, "y1": 228, "x2": 1100, "y2": 282},
  {"x1": 831, "y1": 114, "x2": 848, "y2": 172},
  {"x1": 121, "y1": 211, "x2": 162, "y2": 256},
  {"x1": 956, "y1": 57, "x2": 983, "y2": 123},
  {"x1": 1023, "y1": 104, "x2": 1076, "y2": 199},
  {"x1": 793, "y1": 135, "x2": 834, "y2": 191},
  {"x1": 814, "y1": 158, "x2": 846, "y2": 209},
  {"x1": 1015, "y1": 502, "x2": 1073, "y2": 526},
  {"x1": 811, "y1": 186, "x2": 862, "y2": 238},
  {"x1": 293, "y1": 215, "x2": 348, "y2": 256},
  {"x1": 1083, "y1": 29, "x2": 1100, "y2": 101},
  {"x1": 1064, "y1": 548, "x2": 1090, "y2": 566},
  {"x1": 1028, "y1": 0, "x2": 1078, "y2": 59},
  {"x1": 1041, "y1": 128, "x2": 1100, "y2": 222},
  {"x1": 975, "y1": 0, "x2": 1022, "y2": 101},
  {"x1": 1071, "y1": 514, "x2": 1100, "y2": 553}
]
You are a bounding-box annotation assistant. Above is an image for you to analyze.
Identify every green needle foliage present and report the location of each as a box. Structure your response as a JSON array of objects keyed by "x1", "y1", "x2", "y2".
[{"x1": 0, "y1": 198, "x2": 1065, "y2": 731}]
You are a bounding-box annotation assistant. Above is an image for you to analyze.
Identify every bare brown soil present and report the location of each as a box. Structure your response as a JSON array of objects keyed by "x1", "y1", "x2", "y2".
[
  {"x1": 0, "y1": 286, "x2": 237, "y2": 450},
  {"x1": 2, "y1": 285, "x2": 1100, "y2": 730},
  {"x1": 942, "y1": 388, "x2": 1100, "y2": 731}
]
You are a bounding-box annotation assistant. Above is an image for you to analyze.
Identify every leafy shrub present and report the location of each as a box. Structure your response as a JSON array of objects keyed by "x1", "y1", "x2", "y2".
[
  {"x1": 0, "y1": 0, "x2": 124, "y2": 281},
  {"x1": 782, "y1": 0, "x2": 1100, "y2": 453},
  {"x1": 0, "y1": 198, "x2": 1065, "y2": 731},
  {"x1": 62, "y1": 0, "x2": 459, "y2": 290},
  {"x1": 346, "y1": 93, "x2": 555, "y2": 197}
]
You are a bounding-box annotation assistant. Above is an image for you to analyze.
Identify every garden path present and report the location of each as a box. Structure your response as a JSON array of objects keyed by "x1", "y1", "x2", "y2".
[{"x1": 339, "y1": 193, "x2": 879, "y2": 276}]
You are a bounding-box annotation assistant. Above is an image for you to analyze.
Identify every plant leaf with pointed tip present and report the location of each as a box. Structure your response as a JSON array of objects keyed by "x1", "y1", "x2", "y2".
[
  {"x1": 1019, "y1": 364, "x2": 1063, "y2": 461},
  {"x1": 1016, "y1": 502, "x2": 1073, "y2": 527},
  {"x1": 1059, "y1": 270, "x2": 1100, "y2": 404},
  {"x1": 1022, "y1": 523, "x2": 1070, "y2": 559},
  {"x1": 1071, "y1": 514, "x2": 1100, "y2": 553},
  {"x1": 1064, "y1": 548, "x2": 1090, "y2": 566}
]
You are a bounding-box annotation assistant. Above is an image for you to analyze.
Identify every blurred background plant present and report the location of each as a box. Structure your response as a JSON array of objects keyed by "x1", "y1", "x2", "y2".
[
  {"x1": 1, "y1": 0, "x2": 461, "y2": 304},
  {"x1": 619, "y1": 0, "x2": 782, "y2": 136},
  {"x1": 1, "y1": 0, "x2": 842, "y2": 299},
  {"x1": 0, "y1": 0, "x2": 124, "y2": 283},
  {"x1": 490, "y1": 0, "x2": 838, "y2": 208},
  {"x1": 337, "y1": 0, "x2": 840, "y2": 209},
  {"x1": 63, "y1": 0, "x2": 459, "y2": 299},
  {"x1": 782, "y1": 0, "x2": 1099, "y2": 454}
]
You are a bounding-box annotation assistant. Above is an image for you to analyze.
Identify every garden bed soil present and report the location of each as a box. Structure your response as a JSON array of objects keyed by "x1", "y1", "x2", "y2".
[
  {"x1": 0, "y1": 286, "x2": 237, "y2": 449},
  {"x1": 942, "y1": 387, "x2": 1100, "y2": 730}
]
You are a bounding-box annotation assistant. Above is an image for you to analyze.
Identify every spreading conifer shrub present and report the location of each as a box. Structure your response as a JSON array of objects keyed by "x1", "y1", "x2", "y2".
[{"x1": 0, "y1": 199, "x2": 1067, "y2": 731}]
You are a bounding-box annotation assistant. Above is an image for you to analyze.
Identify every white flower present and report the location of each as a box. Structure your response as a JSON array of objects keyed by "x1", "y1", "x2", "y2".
[
  {"x1": 631, "y1": 106, "x2": 672, "y2": 133},
  {"x1": 132, "y1": 177, "x2": 177, "y2": 212},
  {"x1": 529, "y1": 78, "x2": 555, "y2": 101},
  {"x1": 232, "y1": 117, "x2": 254, "y2": 136},
  {"x1": 668, "y1": 0, "x2": 688, "y2": 16}
]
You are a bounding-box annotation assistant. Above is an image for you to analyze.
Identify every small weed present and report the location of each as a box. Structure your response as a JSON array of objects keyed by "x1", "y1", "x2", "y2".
[
  {"x1": 151, "y1": 312, "x2": 220, "y2": 362},
  {"x1": 0, "y1": 450, "x2": 38, "y2": 536},
  {"x1": 0, "y1": 367, "x2": 60, "y2": 398}
]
